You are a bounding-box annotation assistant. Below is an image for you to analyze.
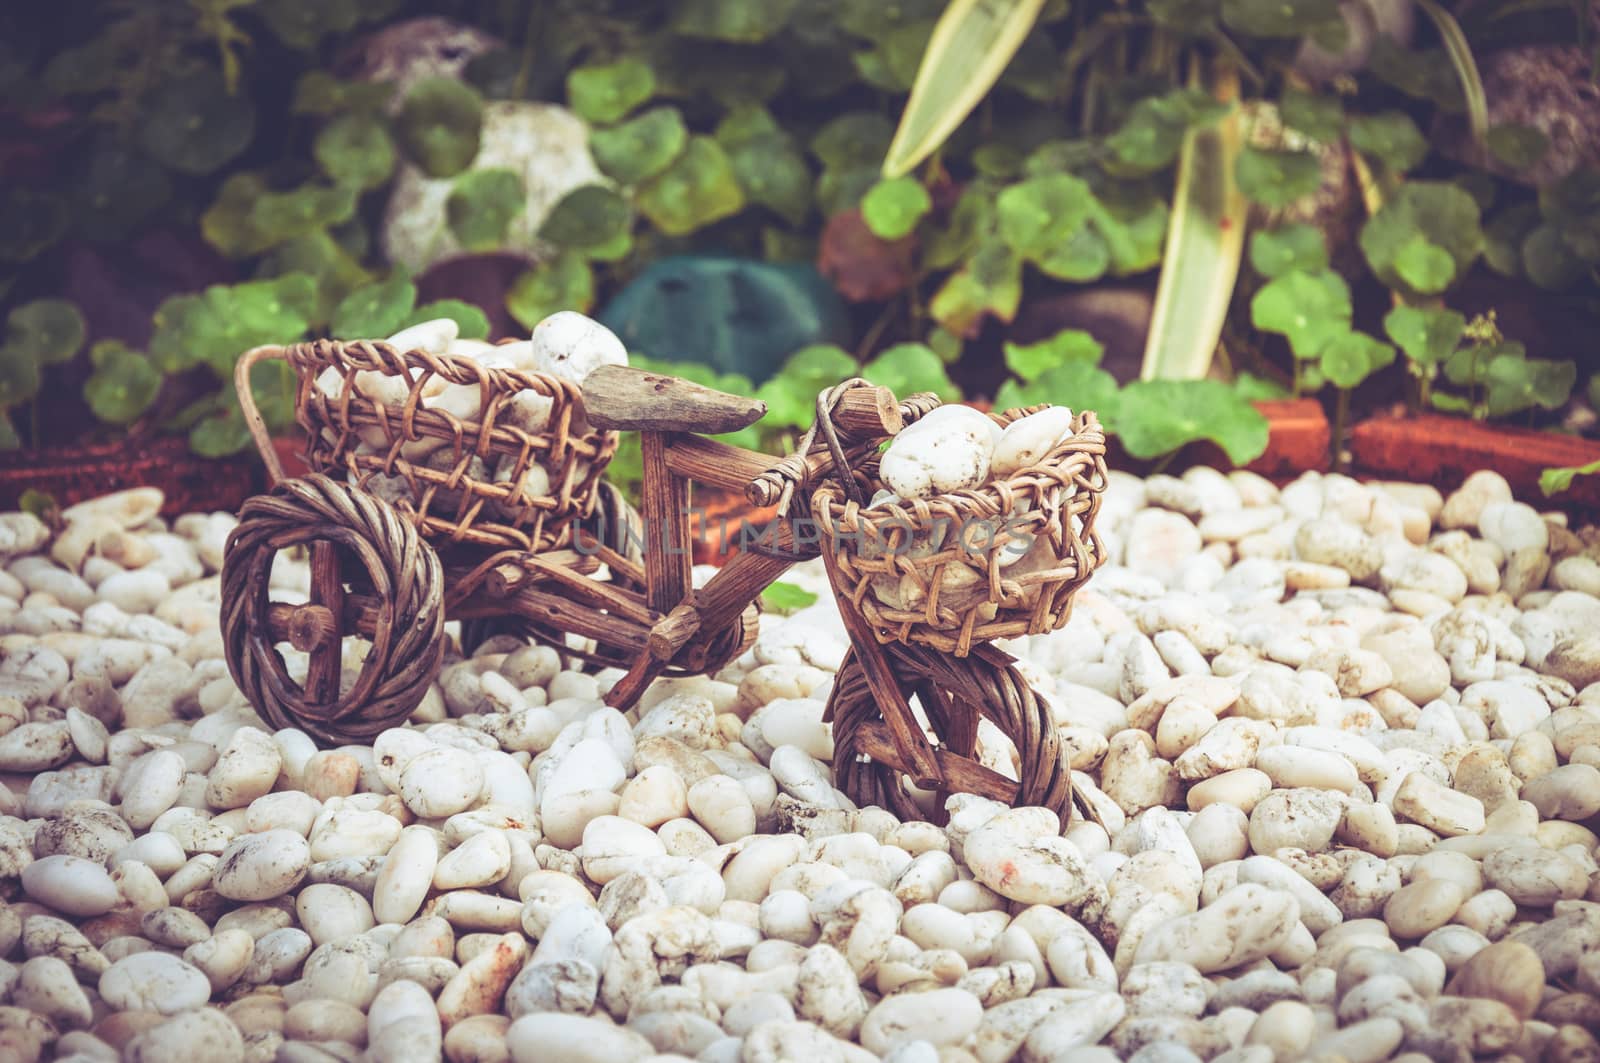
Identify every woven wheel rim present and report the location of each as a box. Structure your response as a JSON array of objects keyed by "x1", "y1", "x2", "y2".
[
  {"x1": 829, "y1": 641, "x2": 1073, "y2": 824},
  {"x1": 222, "y1": 474, "x2": 445, "y2": 746}
]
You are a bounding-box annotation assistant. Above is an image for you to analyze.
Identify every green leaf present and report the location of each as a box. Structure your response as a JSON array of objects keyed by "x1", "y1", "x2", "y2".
[
  {"x1": 1106, "y1": 90, "x2": 1229, "y2": 173},
  {"x1": 0, "y1": 344, "x2": 41, "y2": 407},
  {"x1": 591, "y1": 107, "x2": 688, "y2": 185},
  {"x1": 994, "y1": 360, "x2": 1119, "y2": 416},
  {"x1": 1359, "y1": 182, "x2": 1483, "y2": 297},
  {"x1": 1521, "y1": 224, "x2": 1587, "y2": 290},
  {"x1": 1486, "y1": 123, "x2": 1549, "y2": 171},
  {"x1": 7, "y1": 299, "x2": 85, "y2": 365},
  {"x1": 65, "y1": 135, "x2": 172, "y2": 241},
  {"x1": 1443, "y1": 338, "x2": 1518, "y2": 388},
  {"x1": 1005, "y1": 329, "x2": 1104, "y2": 382},
  {"x1": 292, "y1": 72, "x2": 394, "y2": 115},
  {"x1": 331, "y1": 276, "x2": 417, "y2": 340},
  {"x1": 189, "y1": 402, "x2": 252, "y2": 458},
  {"x1": 567, "y1": 57, "x2": 654, "y2": 124},
  {"x1": 1392, "y1": 235, "x2": 1457, "y2": 293},
  {"x1": 1383, "y1": 305, "x2": 1465, "y2": 367},
  {"x1": 149, "y1": 276, "x2": 317, "y2": 376},
  {"x1": 761, "y1": 581, "x2": 820, "y2": 614},
  {"x1": 672, "y1": 0, "x2": 801, "y2": 41},
  {"x1": 1034, "y1": 224, "x2": 1111, "y2": 282},
  {"x1": 396, "y1": 77, "x2": 484, "y2": 178},
  {"x1": 1348, "y1": 112, "x2": 1428, "y2": 172},
  {"x1": 1250, "y1": 269, "x2": 1352, "y2": 358},
  {"x1": 447, "y1": 169, "x2": 526, "y2": 251},
  {"x1": 1249, "y1": 223, "x2": 1328, "y2": 278},
  {"x1": 1318, "y1": 331, "x2": 1395, "y2": 390},
  {"x1": 1233, "y1": 371, "x2": 1289, "y2": 401},
  {"x1": 506, "y1": 253, "x2": 594, "y2": 331},
  {"x1": 405, "y1": 300, "x2": 490, "y2": 340},
  {"x1": 756, "y1": 344, "x2": 860, "y2": 429},
  {"x1": 861, "y1": 177, "x2": 932, "y2": 240},
  {"x1": 1279, "y1": 89, "x2": 1344, "y2": 143},
  {"x1": 1235, "y1": 146, "x2": 1322, "y2": 208},
  {"x1": 1483, "y1": 354, "x2": 1576, "y2": 418},
  {"x1": 137, "y1": 69, "x2": 256, "y2": 176},
  {"x1": 718, "y1": 107, "x2": 812, "y2": 227},
  {"x1": 539, "y1": 184, "x2": 630, "y2": 250},
  {"x1": 83, "y1": 344, "x2": 161, "y2": 425},
  {"x1": 1089, "y1": 196, "x2": 1169, "y2": 276},
  {"x1": 1483, "y1": 202, "x2": 1540, "y2": 276},
  {"x1": 258, "y1": 231, "x2": 373, "y2": 326},
  {"x1": 636, "y1": 136, "x2": 746, "y2": 236},
  {"x1": 862, "y1": 343, "x2": 961, "y2": 401},
  {"x1": 314, "y1": 112, "x2": 396, "y2": 190},
  {"x1": 1114, "y1": 379, "x2": 1270, "y2": 464},
  {"x1": 880, "y1": 0, "x2": 1049, "y2": 178},
  {"x1": 1221, "y1": 0, "x2": 1342, "y2": 37},
  {"x1": 930, "y1": 241, "x2": 1023, "y2": 337},
  {"x1": 1541, "y1": 457, "x2": 1600, "y2": 497},
  {"x1": 202, "y1": 174, "x2": 358, "y2": 259},
  {"x1": 248, "y1": 356, "x2": 299, "y2": 432},
  {"x1": 996, "y1": 173, "x2": 1094, "y2": 258}
]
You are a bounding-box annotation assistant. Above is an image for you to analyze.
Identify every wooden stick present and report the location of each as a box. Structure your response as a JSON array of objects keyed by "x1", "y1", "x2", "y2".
[
  {"x1": 819, "y1": 555, "x2": 944, "y2": 786},
  {"x1": 832, "y1": 386, "x2": 903, "y2": 439},
  {"x1": 852, "y1": 721, "x2": 1020, "y2": 804},
  {"x1": 582, "y1": 366, "x2": 766, "y2": 434},
  {"x1": 305, "y1": 543, "x2": 343, "y2": 703},
  {"x1": 664, "y1": 436, "x2": 780, "y2": 492},
  {"x1": 645, "y1": 548, "x2": 792, "y2": 661},
  {"x1": 640, "y1": 432, "x2": 692, "y2": 617},
  {"x1": 647, "y1": 603, "x2": 702, "y2": 661}
]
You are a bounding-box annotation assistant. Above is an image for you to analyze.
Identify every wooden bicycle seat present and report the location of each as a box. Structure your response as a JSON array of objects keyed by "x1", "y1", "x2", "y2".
[{"x1": 582, "y1": 365, "x2": 766, "y2": 434}]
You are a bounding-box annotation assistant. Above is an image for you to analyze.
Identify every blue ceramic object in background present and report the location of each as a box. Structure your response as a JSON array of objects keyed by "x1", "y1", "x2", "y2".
[{"x1": 599, "y1": 255, "x2": 852, "y2": 385}]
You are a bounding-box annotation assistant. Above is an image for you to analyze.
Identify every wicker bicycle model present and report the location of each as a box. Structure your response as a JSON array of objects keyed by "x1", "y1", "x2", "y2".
[{"x1": 222, "y1": 336, "x2": 1108, "y2": 823}]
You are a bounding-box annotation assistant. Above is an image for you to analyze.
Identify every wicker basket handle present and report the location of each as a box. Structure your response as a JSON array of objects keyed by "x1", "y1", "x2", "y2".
[{"x1": 235, "y1": 345, "x2": 291, "y2": 487}]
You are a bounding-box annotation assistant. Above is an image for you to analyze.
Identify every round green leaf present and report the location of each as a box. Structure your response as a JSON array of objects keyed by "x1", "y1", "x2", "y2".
[
  {"x1": 1359, "y1": 182, "x2": 1483, "y2": 297},
  {"x1": 861, "y1": 343, "x2": 959, "y2": 401},
  {"x1": 1348, "y1": 112, "x2": 1428, "y2": 173},
  {"x1": 404, "y1": 300, "x2": 490, "y2": 341},
  {"x1": 331, "y1": 276, "x2": 417, "y2": 339},
  {"x1": 1393, "y1": 235, "x2": 1456, "y2": 293},
  {"x1": 189, "y1": 403, "x2": 252, "y2": 458},
  {"x1": 1483, "y1": 202, "x2": 1540, "y2": 277},
  {"x1": 591, "y1": 107, "x2": 689, "y2": 185},
  {"x1": 1221, "y1": 0, "x2": 1342, "y2": 37},
  {"x1": 1483, "y1": 354, "x2": 1576, "y2": 417},
  {"x1": 1004, "y1": 329, "x2": 1104, "y2": 382},
  {"x1": 567, "y1": 58, "x2": 654, "y2": 125},
  {"x1": 1235, "y1": 146, "x2": 1323, "y2": 208},
  {"x1": 995, "y1": 360, "x2": 1119, "y2": 417},
  {"x1": 930, "y1": 243, "x2": 1024, "y2": 338},
  {"x1": 1034, "y1": 224, "x2": 1111, "y2": 282},
  {"x1": 1318, "y1": 331, "x2": 1394, "y2": 390},
  {"x1": 1279, "y1": 89, "x2": 1344, "y2": 143},
  {"x1": 1486, "y1": 124, "x2": 1549, "y2": 172},
  {"x1": 1383, "y1": 305, "x2": 1465, "y2": 367},
  {"x1": 83, "y1": 345, "x2": 161, "y2": 425},
  {"x1": 1522, "y1": 223, "x2": 1587, "y2": 290},
  {"x1": 0, "y1": 345, "x2": 41, "y2": 407},
  {"x1": 1250, "y1": 269, "x2": 1352, "y2": 358},
  {"x1": 722, "y1": 123, "x2": 812, "y2": 227},
  {"x1": 448, "y1": 168, "x2": 526, "y2": 251},
  {"x1": 1114, "y1": 379, "x2": 1270, "y2": 465},
  {"x1": 1249, "y1": 223, "x2": 1329, "y2": 278},
  {"x1": 314, "y1": 112, "x2": 396, "y2": 189},
  {"x1": 8, "y1": 299, "x2": 85, "y2": 365},
  {"x1": 997, "y1": 174, "x2": 1095, "y2": 259},
  {"x1": 1106, "y1": 90, "x2": 1226, "y2": 172},
  {"x1": 861, "y1": 177, "x2": 932, "y2": 240},
  {"x1": 755, "y1": 344, "x2": 860, "y2": 429},
  {"x1": 810, "y1": 112, "x2": 895, "y2": 170},
  {"x1": 506, "y1": 253, "x2": 594, "y2": 331},
  {"x1": 636, "y1": 136, "x2": 746, "y2": 236},
  {"x1": 671, "y1": 0, "x2": 801, "y2": 42},
  {"x1": 539, "y1": 184, "x2": 630, "y2": 251},
  {"x1": 396, "y1": 77, "x2": 484, "y2": 178},
  {"x1": 137, "y1": 69, "x2": 256, "y2": 176}
]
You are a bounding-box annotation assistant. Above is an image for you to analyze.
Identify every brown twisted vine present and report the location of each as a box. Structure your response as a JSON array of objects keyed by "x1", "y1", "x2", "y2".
[
  {"x1": 280, "y1": 337, "x2": 617, "y2": 552},
  {"x1": 829, "y1": 640, "x2": 1074, "y2": 825},
  {"x1": 222, "y1": 474, "x2": 445, "y2": 746}
]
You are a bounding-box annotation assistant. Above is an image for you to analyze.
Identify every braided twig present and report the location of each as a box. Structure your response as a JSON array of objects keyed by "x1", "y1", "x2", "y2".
[
  {"x1": 222, "y1": 474, "x2": 445, "y2": 745},
  {"x1": 829, "y1": 640, "x2": 1074, "y2": 824}
]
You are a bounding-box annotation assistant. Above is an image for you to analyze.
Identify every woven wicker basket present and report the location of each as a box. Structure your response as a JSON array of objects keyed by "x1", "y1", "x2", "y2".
[
  {"x1": 279, "y1": 338, "x2": 616, "y2": 552},
  {"x1": 812, "y1": 405, "x2": 1108, "y2": 655}
]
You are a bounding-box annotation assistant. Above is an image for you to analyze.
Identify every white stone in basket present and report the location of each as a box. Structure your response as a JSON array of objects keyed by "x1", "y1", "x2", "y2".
[
  {"x1": 529, "y1": 310, "x2": 628, "y2": 386},
  {"x1": 991, "y1": 406, "x2": 1075, "y2": 477},
  {"x1": 879, "y1": 406, "x2": 998, "y2": 501}
]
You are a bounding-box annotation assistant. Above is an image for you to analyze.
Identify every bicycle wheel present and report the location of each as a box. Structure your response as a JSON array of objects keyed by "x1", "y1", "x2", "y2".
[
  {"x1": 829, "y1": 641, "x2": 1074, "y2": 825},
  {"x1": 222, "y1": 474, "x2": 446, "y2": 746}
]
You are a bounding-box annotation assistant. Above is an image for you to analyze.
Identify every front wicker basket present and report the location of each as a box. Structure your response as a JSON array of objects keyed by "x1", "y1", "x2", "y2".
[
  {"x1": 812, "y1": 406, "x2": 1109, "y2": 655},
  {"x1": 283, "y1": 338, "x2": 617, "y2": 552}
]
